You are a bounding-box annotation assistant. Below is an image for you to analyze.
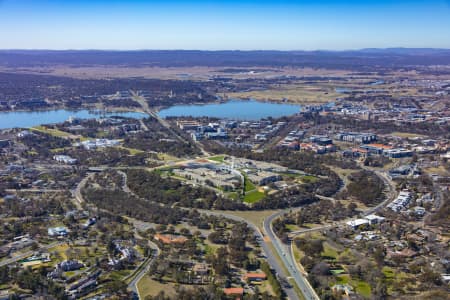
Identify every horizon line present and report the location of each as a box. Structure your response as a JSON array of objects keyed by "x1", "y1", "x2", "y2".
[{"x1": 1, "y1": 47, "x2": 450, "y2": 52}]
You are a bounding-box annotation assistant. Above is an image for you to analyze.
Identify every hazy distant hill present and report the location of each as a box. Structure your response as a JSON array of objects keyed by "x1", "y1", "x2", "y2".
[{"x1": 0, "y1": 49, "x2": 449, "y2": 70}]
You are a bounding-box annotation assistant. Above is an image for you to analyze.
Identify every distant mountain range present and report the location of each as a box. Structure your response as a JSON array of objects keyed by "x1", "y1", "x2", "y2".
[{"x1": 0, "y1": 48, "x2": 449, "y2": 70}]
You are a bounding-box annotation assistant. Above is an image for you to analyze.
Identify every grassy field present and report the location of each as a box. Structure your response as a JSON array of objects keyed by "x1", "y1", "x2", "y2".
[
  {"x1": 204, "y1": 240, "x2": 220, "y2": 255},
  {"x1": 382, "y1": 266, "x2": 395, "y2": 280},
  {"x1": 32, "y1": 125, "x2": 90, "y2": 141},
  {"x1": 285, "y1": 224, "x2": 301, "y2": 232},
  {"x1": 137, "y1": 275, "x2": 177, "y2": 298},
  {"x1": 302, "y1": 175, "x2": 318, "y2": 183},
  {"x1": 244, "y1": 176, "x2": 256, "y2": 192},
  {"x1": 226, "y1": 83, "x2": 340, "y2": 104},
  {"x1": 390, "y1": 132, "x2": 427, "y2": 138},
  {"x1": 32, "y1": 126, "x2": 73, "y2": 138},
  {"x1": 321, "y1": 242, "x2": 339, "y2": 260},
  {"x1": 48, "y1": 244, "x2": 70, "y2": 260},
  {"x1": 335, "y1": 275, "x2": 371, "y2": 297},
  {"x1": 157, "y1": 152, "x2": 178, "y2": 161},
  {"x1": 117, "y1": 146, "x2": 145, "y2": 155},
  {"x1": 292, "y1": 243, "x2": 305, "y2": 268},
  {"x1": 226, "y1": 191, "x2": 240, "y2": 200},
  {"x1": 208, "y1": 155, "x2": 226, "y2": 163},
  {"x1": 243, "y1": 190, "x2": 265, "y2": 203},
  {"x1": 425, "y1": 166, "x2": 449, "y2": 176}
]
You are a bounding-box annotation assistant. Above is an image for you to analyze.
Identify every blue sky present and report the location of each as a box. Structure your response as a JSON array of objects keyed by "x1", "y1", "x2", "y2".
[{"x1": 0, "y1": 0, "x2": 449, "y2": 50}]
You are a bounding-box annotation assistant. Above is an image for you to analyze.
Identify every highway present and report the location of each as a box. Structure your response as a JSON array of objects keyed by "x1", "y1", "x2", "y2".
[
  {"x1": 70, "y1": 158, "x2": 397, "y2": 300},
  {"x1": 198, "y1": 210, "x2": 301, "y2": 300},
  {"x1": 130, "y1": 91, "x2": 187, "y2": 144},
  {"x1": 283, "y1": 167, "x2": 397, "y2": 299},
  {"x1": 72, "y1": 160, "x2": 305, "y2": 299},
  {"x1": 263, "y1": 210, "x2": 320, "y2": 300},
  {"x1": 130, "y1": 90, "x2": 210, "y2": 156}
]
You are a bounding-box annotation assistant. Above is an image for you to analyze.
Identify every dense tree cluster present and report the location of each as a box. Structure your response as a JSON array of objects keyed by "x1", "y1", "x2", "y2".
[
  {"x1": 272, "y1": 200, "x2": 358, "y2": 242},
  {"x1": 0, "y1": 266, "x2": 66, "y2": 299},
  {"x1": 124, "y1": 118, "x2": 201, "y2": 157},
  {"x1": 253, "y1": 186, "x2": 317, "y2": 210},
  {"x1": 0, "y1": 193, "x2": 67, "y2": 218},
  {"x1": 68, "y1": 147, "x2": 156, "y2": 167},
  {"x1": 339, "y1": 170, "x2": 385, "y2": 206},
  {"x1": 20, "y1": 132, "x2": 71, "y2": 158},
  {"x1": 82, "y1": 188, "x2": 187, "y2": 225},
  {"x1": 427, "y1": 190, "x2": 449, "y2": 227},
  {"x1": 126, "y1": 169, "x2": 246, "y2": 210}
]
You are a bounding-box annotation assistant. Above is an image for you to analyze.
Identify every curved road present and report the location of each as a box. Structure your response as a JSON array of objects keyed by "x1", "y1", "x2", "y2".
[
  {"x1": 127, "y1": 239, "x2": 161, "y2": 299},
  {"x1": 283, "y1": 167, "x2": 397, "y2": 299},
  {"x1": 198, "y1": 210, "x2": 301, "y2": 300},
  {"x1": 72, "y1": 160, "x2": 398, "y2": 300},
  {"x1": 74, "y1": 164, "x2": 305, "y2": 299}
]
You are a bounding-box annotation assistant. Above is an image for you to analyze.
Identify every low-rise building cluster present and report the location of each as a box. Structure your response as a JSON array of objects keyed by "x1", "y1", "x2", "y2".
[
  {"x1": 387, "y1": 190, "x2": 412, "y2": 212},
  {"x1": 75, "y1": 139, "x2": 120, "y2": 150}
]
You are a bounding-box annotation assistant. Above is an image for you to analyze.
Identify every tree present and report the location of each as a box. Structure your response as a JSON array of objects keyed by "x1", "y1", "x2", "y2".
[
  {"x1": 0, "y1": 266, "x2": 9, "y2": 284},
  {"x1": 373, "y1": 280, "x2": 388, "y2": 299}
]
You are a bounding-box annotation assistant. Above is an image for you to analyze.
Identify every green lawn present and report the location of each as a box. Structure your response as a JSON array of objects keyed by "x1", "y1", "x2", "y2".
[
  {"x1": 336, "y1": 275, "x2": 350, "y2": 284},
  {"x1": 117, "y1": 146, "x2": 145, "y2": 155},
  {"x1": 285, "y1": 224, "x2": 301, "y2": 232},
  {"x1": 244, "y1": 176, "x2": 256, "y2": 192},
  {"x1": 204, "y1": 242, "x2": 219, "y2": 255},
  {"x1": 330, "y1": 269, "x2": 345, "y2": 275},
  {"x1": 109, "y1": 269, "x2": 132, "y2": 281},
  {"x1": 32, "y1": 126, "x2": 72, "y2": 138},
  {"x1": 153, "y1": 167, "x2": 174, "y2": 175},
  {"x1": 382, "y1": 266, "x2": 395, "y2": 280},
  {"x1": 335, "y1": 275, "x2": 371, "y2": 298},
  {"x1": 353, "y1": 279, "x2": 371, "y2": 298},
  {"x1": 302, "y1": 175, "x2": 318, "y2": 183},
  {"x1": 227, "y1": 192, "x2": 240, "y2": 200},
  {"x1": 244, "y1": 190, "x2": 265, "y2": 203},
  {"x1": 321, "y1": 242, "x2": 339, "y2": 260},
  {"x1": 208, "y1": 155, "x2": 226, "y2": 163},
  {"x1": 137, "y1": 276, "x2": 176, "y2": 298}
]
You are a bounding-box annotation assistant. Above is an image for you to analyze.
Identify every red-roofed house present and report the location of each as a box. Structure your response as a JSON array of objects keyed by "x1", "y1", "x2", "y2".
[{"x1": 223, "y1": 287, "x2": 244, "y2": 298}]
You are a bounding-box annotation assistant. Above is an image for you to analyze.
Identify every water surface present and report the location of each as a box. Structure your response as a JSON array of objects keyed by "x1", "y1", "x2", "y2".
[
  {"x1": 158, "y1": 99, "x2": 301, "y2": 120},
  {"x1": 0, "y1": 109, "x2": 148, "y2": 129}
]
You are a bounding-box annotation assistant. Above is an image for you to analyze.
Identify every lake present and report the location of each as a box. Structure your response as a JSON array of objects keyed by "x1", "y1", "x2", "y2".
[
  {"x1": 158, "y1": 99, "x2": 301, "y2": 120},
  {"x1": 0, "y1": 109, "x2": 148, "y2": 129}
]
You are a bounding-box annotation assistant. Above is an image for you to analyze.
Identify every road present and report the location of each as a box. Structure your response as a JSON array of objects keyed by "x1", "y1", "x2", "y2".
[
  {"x1": 72, "y1": 172, "x2": 94, "y2": 210},
  {"x1": 198, "y1": 210, "x2": 301, "y2": 300},
  {"x1": 290, "y1": 168, "x2": 397, "y2": 237},
  {"x1": 130, "y1": 91, "x2": 186, "y2": 144},
  {"x1": 130, "y1": 90, "x2": 210, "y2": 156},
  {"x1": 72, "y1": 160, "x2": 303, "y2": 299},
  {"x1": 71, "y1": 159, "x2": 399, "y2": 300},
  {"x1": 283, "y1": 167, "x2": 397, "y2": 299},
  {"x1": 263, "y1": 210, "x2": 320, "y2": 300},
  {"x1": 0, "y1": 241, "x2": 64, "y2": 267},
  {"x1": 127, "y1": 238, "x2": 161, "y2": 299}
]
